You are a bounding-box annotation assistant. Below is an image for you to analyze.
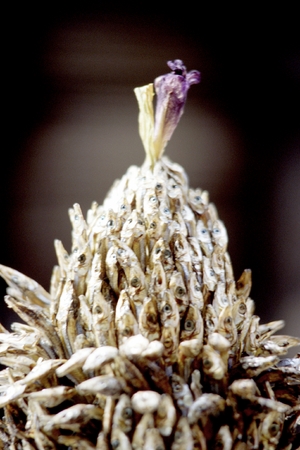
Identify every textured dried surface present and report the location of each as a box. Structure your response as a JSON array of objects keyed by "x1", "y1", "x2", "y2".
[
  {"x1": 0, "y1": 61, "x2": 299, "y2": 449},
  {"x1": 0, "y1": 156, "x2": 299, "y2": 449}
]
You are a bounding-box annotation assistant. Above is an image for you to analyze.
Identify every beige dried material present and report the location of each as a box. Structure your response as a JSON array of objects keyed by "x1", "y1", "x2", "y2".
[{"x1": 1, "y1": 60, "x2": 300, "y2": 449}]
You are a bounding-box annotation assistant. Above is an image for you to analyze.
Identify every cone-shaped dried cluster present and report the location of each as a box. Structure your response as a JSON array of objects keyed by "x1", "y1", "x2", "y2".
[{"x1": 0, "y1": 61, "x2": 299, "y2": 449}]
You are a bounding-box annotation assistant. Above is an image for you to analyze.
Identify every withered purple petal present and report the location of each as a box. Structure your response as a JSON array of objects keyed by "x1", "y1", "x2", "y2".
[{"x1": 153, "y1": 60, "x2": 200, "y2": 152}]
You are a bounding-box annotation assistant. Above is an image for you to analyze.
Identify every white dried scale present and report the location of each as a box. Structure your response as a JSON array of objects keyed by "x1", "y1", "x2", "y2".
[{"x1": 0, "y1": 60, "x2": 299, "y2": 450}]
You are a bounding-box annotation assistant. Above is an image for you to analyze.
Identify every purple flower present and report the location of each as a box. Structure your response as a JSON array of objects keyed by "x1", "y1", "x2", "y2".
[{"x1": 153, "y1": 60, "x2": 201, "y2": 151}]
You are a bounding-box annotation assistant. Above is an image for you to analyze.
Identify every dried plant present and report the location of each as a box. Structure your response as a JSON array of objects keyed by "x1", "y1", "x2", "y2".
[{"x1": 0, "y1": 60, "x2": 299, "y2": 450}]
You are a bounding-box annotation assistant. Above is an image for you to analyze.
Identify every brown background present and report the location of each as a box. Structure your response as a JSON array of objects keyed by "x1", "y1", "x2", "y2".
[{"x1": 1, "y1": 4, "x2": 299, "y2": 345}]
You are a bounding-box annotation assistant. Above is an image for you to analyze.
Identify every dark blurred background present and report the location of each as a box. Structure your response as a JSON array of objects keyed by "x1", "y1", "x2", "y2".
[{"x1": 1, "y1": 4, "x2": 299, "y2": 341}]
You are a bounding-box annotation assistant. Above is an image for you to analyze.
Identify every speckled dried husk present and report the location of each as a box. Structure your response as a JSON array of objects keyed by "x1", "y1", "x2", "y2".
[{"x1": 0, "y1": 64, "x2": 299, "y2": 450}]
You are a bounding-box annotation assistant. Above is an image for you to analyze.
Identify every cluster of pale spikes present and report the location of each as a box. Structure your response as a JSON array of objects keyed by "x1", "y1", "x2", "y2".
[{"x1": 0, "y1": 61, "x2": 299, "y2": 450}]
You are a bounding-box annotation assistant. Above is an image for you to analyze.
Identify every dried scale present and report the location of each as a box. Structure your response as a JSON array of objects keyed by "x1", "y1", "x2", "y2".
[{"x1": 0, "y1": 60, "x2": 299, "y2": 450}]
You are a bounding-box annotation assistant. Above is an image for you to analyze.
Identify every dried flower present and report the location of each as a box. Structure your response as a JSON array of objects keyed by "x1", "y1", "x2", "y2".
[
  {"x1": 0, "y1": 61, "x2": 299, "y2": 450},
  {"x1": 153, "y1": 59, "x2": 200, "y2": 157},
  {"x1": 134, "y1": 60, "x2": 200, "y2": 168}
]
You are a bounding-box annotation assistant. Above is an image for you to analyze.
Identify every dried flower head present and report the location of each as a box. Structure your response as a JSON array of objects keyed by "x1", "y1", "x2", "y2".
[{"x1": 0, "y1": 61, "x2": 299, "y2": 450}]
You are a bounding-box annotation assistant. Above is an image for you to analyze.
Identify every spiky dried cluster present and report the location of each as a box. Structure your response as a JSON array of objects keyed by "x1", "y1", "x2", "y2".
[
  {"x1": 1, "y1": 59, "x2": 300, "y2": 449},
  {"x1": 0, "y1": 155, "x2": 299, "y2": 449}
]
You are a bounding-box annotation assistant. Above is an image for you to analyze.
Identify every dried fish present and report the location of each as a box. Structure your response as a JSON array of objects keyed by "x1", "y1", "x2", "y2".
[
  {"x1": 43, "y1": 403, "x2": 103, "y2": 433},
  {"x1": 188, "y1": 393, "x2": 226, "y2": 441},
  {"x1": 58, "y1": 435, "x2": 96, "y2": 449},
  {"x1": 214, "y1": 425, "x2": 233, "y2": 450},
  {"x1": 112, "y1": 354, "x2": 150, "y2": 392},
  {"x1": 96, "y1": 431, "x2": 110, "y2": 450},
  {"x1": 155, "y1": 393, "x2": 176, "y2": 436},
  {"x1": 56, "y1": 279, "x2": 80, "y2": 358},
  {"x1": 172, "y1": 232, "x2": 193, "y2": 282},
  {"x1": 197, "y1": 221, "x2": 213, "y2": 257},
  {"x1": 112, "y1": 394, "x2": 133, "y2": 434},
  {"x1": 131, "y1": 390, "x2": 161, "y2": 414},
  {"x1": 180, "y1": 304, "x2": 203, "y2": 343},
  {"x1": 0, "y1": 59, "x2": 298, "y2": 450},
  {"x1": 76, "y1": 375, "x2": 124, "y2": 397},
  {"x1": 259, "y1": 410, "x2": 285, "y2": 450},
  {"x1": 27, "y1": 386, "x2": 76, "y2": 407},
  {"x1": 54, "y1": 239, "x2": 70, "y2": 279},
  {"x1": 0, "y1": 383, "x2": 26, "y2": 408},
  {"x1": 0, "y1": 264, "x2": 51, "y2": 307},
  {"x1": 82, "y1": 346, "x2": 118, "y2": 373},
  {"x1": 169, "y1": 270, "x2": 189, "y2": 318},
  {"x1": 160, "y1": 324, "x2": 179, "y2": 367},
  {"x1": 56, "y1": 346, "x2": 95, "y2": 378},
  {"x1": 91, "y1": 287, "x2": 117, "y2": 347},
  {"x1": 171, "y1": 417, "x2": 194, "y2": 450},
  {"x1": 171, "y1": 373, "x2": 193, "y2": 415},
  {"x1": 4, "y1": 295, "x2": 65, "y2": 359},
  {"x1": 202, "y1": 256, "x2": 217, "y2": 291},
  {"x1": 121, "y1": 210, "x2": 146, "y2": 268},
  {"x1": 132, "y1": 413, "x2": 154, "y2": 450},
  {"x1": 115, "y1": 290, "x2": 140, "y2": 345},
  {"x1": 144, "y1": 429, "x2": 166, "y2": 450},
  {"x1": 118, "y1": 334, "x2": 150, "y2": 361},
  {"x1": 211, "y1": 220, "x2": 228, "y2": 252},
  {"x1": 138, "y1": 295, "x2": 160, "y2": 341},
  {"x1": 111, "y1": 427, "x2": 133, "y2": 450},
  {"x1": 105, "y1": 245, "x2": 120, "y2": 295},
  {"x1": 188, "y1": 271, "x2": 204, "y2": 310}
]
